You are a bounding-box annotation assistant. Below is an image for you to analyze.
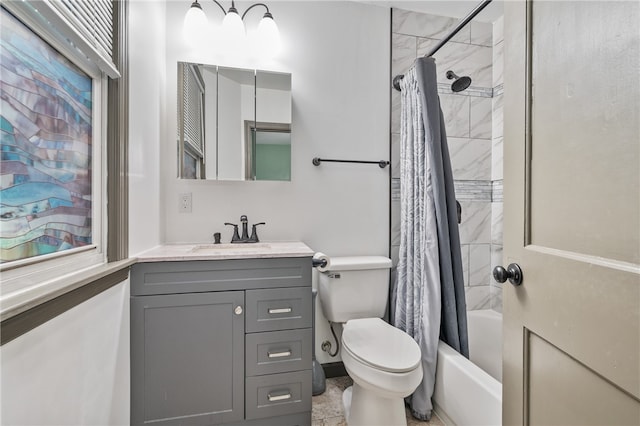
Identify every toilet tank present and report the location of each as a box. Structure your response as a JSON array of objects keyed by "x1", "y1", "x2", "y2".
[{"x1": 317, "y1": 256, "x2": 392, "y2": 323}]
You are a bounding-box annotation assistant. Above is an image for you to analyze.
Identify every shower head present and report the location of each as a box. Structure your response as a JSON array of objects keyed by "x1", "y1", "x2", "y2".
[{"x1": 446, "y1": 70, "x2": 472, "y2": 92}]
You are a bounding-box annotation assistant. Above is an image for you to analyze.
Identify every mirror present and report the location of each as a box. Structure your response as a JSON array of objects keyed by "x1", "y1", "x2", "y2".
[{"x1": 177, "y1": 62, "x2": 291, "y2": 180}]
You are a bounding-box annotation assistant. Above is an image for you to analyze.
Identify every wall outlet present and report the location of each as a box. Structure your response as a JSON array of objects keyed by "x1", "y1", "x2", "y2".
[{"x1": 179, "y1": 193, "x2": 192, "y2": 213}]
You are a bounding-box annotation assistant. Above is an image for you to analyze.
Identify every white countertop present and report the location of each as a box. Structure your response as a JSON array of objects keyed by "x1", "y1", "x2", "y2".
[{"x1": 136, "y1": 241, "x2": 314, "y2": 262}]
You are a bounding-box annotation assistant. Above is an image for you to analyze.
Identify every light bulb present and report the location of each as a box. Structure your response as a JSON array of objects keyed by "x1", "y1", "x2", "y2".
[
  {"x1": 255, "y1": 14, "x2": 281, "y2": 58},
  {"x1": 183, "y1": 1, "x2": 208, "y2": 46},
  {"x1": 222, "y1": 10, "x2": 245, "y2": 42}
]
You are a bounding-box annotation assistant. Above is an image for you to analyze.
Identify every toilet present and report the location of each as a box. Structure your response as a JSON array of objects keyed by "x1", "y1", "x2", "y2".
[{"x1": 317, "y1": 256, "x2": 422, "y2": 426}]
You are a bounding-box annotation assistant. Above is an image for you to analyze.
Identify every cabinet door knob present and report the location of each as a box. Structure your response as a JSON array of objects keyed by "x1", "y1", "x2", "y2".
[{"x1": 234, "y1": 305, "x2": 243, "y2": 315}]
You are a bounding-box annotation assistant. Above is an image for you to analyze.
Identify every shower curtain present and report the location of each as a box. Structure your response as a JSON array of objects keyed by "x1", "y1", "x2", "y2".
[{"x1": 393, "y1": 57, "x2": 469, "y2": 421}]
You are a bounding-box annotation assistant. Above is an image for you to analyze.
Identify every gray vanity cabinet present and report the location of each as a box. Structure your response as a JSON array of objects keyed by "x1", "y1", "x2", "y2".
[
  {"x1": 131, "y1": 291, "x2": 244, "y2": 425},
  {"x1": 131, "y1": 257, "x2": 312, "y2": 426}
]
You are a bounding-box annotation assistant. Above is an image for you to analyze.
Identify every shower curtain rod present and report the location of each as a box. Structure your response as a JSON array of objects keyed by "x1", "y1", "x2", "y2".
[{"x1": 392, "y1": 0, "x2": 493, "y2": 91}]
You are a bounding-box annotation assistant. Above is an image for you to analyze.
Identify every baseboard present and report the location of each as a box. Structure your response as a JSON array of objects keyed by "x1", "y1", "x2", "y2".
[{"x1": 322, "y1": 361, "x2": 347, "y2": 378}]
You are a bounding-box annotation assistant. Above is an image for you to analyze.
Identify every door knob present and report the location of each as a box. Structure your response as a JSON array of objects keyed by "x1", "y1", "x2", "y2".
[
  {"x1": 493, "y1": 263, "x2": 523, "y2": 286},
  {"x1": 234, "y1": 306, "x2": 243, "y2": 315}
]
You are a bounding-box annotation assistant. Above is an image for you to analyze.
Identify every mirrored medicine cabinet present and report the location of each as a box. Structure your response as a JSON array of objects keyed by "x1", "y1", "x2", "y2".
[{"x1": 177, "y1": 62, "x2": 292, "y2": 181}]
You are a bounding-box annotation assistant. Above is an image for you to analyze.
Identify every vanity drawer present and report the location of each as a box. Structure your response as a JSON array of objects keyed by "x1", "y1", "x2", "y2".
[
  {"x1": 246, "y1": 287, "x2": 312, "y2": 333},
  {"x1": 246, "y1": 328, "x2": 312, "y2": 376},
  {"x1": 245, "y1": 370, "x2": 312, "y2": 420},
  {"x1": 131, "y1": 258, "x2": 311, "y2": 296}
]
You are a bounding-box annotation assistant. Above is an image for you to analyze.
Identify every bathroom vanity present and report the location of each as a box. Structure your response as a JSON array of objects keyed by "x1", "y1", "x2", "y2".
[{"x1": 130, "y1": 242, "x2": 314, "y2": 426}]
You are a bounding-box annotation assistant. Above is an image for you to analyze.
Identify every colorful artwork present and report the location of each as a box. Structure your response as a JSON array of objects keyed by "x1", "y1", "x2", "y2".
[{"x1": 0, "y1": 8, "x2": 93, "y2": 263}]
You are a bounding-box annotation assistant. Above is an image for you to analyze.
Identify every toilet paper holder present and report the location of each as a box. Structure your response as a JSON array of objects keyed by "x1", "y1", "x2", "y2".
[{"x1": 312, "y1": 258, "x2": 328, "y2": 268}]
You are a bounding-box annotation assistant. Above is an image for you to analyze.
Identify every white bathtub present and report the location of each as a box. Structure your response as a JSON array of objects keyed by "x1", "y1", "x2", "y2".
[{"x1": 432, "y1": 309, "x2": 502, "y2": 426}]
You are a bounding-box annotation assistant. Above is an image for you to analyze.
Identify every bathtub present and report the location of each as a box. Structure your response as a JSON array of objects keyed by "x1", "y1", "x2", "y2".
[{"x1": 432, "y1": 309, "x2": 502, "y2": 426}]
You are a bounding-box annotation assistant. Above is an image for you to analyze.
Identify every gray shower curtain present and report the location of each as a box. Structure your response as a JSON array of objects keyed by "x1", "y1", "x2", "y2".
[{"x1": 392, "y1": 57, "x2": 468, "y2": 421}]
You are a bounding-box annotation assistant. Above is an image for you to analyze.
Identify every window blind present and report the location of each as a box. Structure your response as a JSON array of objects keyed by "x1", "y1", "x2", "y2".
[
  {"x1": 51, "y1": 0, "x2": 116, "y2": 71},
  {"x1": 60, "y1": 0, "x2": 112, "y2": 58},
  {"x1": 183, "y1": 65, "x2": 205, "y2": 155}
]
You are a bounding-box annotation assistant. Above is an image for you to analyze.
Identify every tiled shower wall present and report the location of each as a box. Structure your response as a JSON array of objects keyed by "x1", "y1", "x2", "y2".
[{"x1": 390, "y1": 9, "x2": 504, "y2": 312}]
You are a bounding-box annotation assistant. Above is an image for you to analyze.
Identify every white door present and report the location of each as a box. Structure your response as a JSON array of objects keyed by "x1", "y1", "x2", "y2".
[{"x1": 502, "y1": 1, "x2": 640, "y2": 424}]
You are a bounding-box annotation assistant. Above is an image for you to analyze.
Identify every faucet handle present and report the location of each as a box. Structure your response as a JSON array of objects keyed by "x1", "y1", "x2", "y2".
[
  {"x1": 249, "y1": 222, "x2": 266, "y2": 243},
  {"x1": 224, "y1": 223, "x2": 241, "y2": 243}
]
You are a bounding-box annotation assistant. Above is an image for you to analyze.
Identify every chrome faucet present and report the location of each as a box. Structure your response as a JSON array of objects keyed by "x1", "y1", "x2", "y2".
[{"x1": 225, "y1": 216, "x2": 265, "y2": 243}]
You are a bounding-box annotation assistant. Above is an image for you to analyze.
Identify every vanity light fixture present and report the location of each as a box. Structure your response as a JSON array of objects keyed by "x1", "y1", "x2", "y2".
[{"x1": 183, "y1": 0, "x2": 281, "y2": 58}]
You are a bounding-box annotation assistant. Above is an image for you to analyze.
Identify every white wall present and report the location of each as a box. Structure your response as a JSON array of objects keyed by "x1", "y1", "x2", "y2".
[
  {"x1": 163, "y1": 0, "x2": 390, "y2": 251},
  {"x1": 162, "y1": 1, "x2": 390, "y2": 363},
  {"x1": 0, "y1": 280, "x2": 130, "y2": 425},
  {"x1": 129, "y1": 0, "x2": 166, "y2": 255},
  {"x1": 257, "y1": 87, "x2": 291, "y2": 123}
]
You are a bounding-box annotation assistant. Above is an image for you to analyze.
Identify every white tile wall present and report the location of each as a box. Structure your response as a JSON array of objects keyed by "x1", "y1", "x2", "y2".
[
  {"x1": 391, "y1": 90, "x2": 401, "y2": 134},
  {"x1": 393, "y1": 9, "x2": 470, "y2": 43},
  {"x1": 460, "y1": 243, "x2": 470, "y2": 286},
  {"x1": 493, "y1": 16, "x2": 504, "y2": 46},
  {"x1": 392, "y1": 33, "x2": 417, "y2": 76},
  {"x1": 491, "y1": 202, "x2": 503, "y2": 244},
  {"x1": 391, "y1": 200, "x2": 401, "y2": 246},
  {"x1": 440, "y1": 94, "x2": 471, "y2": 138},
  {"x1": 491, "y1": 136, "x2": 503, "y2": 181},
  {"x1": 490, "y1": 285, "x2": 503, "y2": 313},
  {"x1": 490, "y1": 17, "x2": 504, "y2": 311},
  {"x1": 491, "y1": 244, "x2": 503, "y2": 275},
  {"x1": 465, "y1": 285, "x2": 492, "y2": 310},
  {"x1": 470, "y1": 97, "x2": 493, "y2": 139},
  {"x1": 418, "y1": 40, "x2": 493, "y2": 88},
  {"x1": 448, "y1": 138, "x2": 492, "y2": 181},
  {"x1": 459, "y1": 201, "x2": 491, "y2": 244},
  {"x1": 469, "y1": 244, "x2": 491, "y2": 286},
  {"x1": 491, "y1": 94, "x2": 503, "y2": 138},
  {"x1": 391, "y1": 133, "x2": 401, "y2": 179},
  {"x1": 492, "y1": 41, "x2": 504, "y2": 87},
  {"x1": 470, "y1": 21, "x2": 493, "y2": 47}
]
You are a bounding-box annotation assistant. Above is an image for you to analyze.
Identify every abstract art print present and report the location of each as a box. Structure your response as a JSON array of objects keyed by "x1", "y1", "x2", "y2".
[{"x1": 1, "y1": 7, "x2": 93, "y2": 263}]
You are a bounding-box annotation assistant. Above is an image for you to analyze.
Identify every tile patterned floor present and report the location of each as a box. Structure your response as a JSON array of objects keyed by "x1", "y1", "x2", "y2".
[{"x1": 312, "y1": 376, "x2": 445, "y2": 426}]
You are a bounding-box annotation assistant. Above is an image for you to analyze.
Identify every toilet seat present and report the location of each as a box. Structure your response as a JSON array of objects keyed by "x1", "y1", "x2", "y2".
[{"x1": 342, "y1": 318, "x2": 421, "y2": 373}]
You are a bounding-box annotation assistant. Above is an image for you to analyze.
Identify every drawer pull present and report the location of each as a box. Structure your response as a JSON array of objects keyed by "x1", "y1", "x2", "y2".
[
  {"x1": 268, "y1": 350, "x2": 292, "y2": 359},
  {"x1": 268, "y1": 307, "x2": 292, "y2": 314},
  {"x1": 267, "y1": 392, "x2": 291, "y2": 402}
]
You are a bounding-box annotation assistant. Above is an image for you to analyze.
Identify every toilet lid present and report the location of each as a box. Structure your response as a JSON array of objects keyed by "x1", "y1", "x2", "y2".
[{"x1": 342, "y1": 318, "x2": 421, "y2": 373}]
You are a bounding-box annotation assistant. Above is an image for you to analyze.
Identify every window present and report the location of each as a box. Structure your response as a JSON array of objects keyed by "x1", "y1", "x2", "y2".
[
  {"x1": 1, "y1": 8, "x2": 97, "y2": 264},
  {"x1": 0, "y1": 1, "x2": 125, "y2": 315},
  {"x1": 179, "y1": 62, "x2": 206, "y2": 179}
]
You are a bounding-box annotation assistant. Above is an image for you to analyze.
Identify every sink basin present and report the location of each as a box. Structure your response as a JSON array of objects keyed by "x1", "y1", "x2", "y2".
[{"x1": 190, "y1": 243, "x2": 272, "y2": 253}]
